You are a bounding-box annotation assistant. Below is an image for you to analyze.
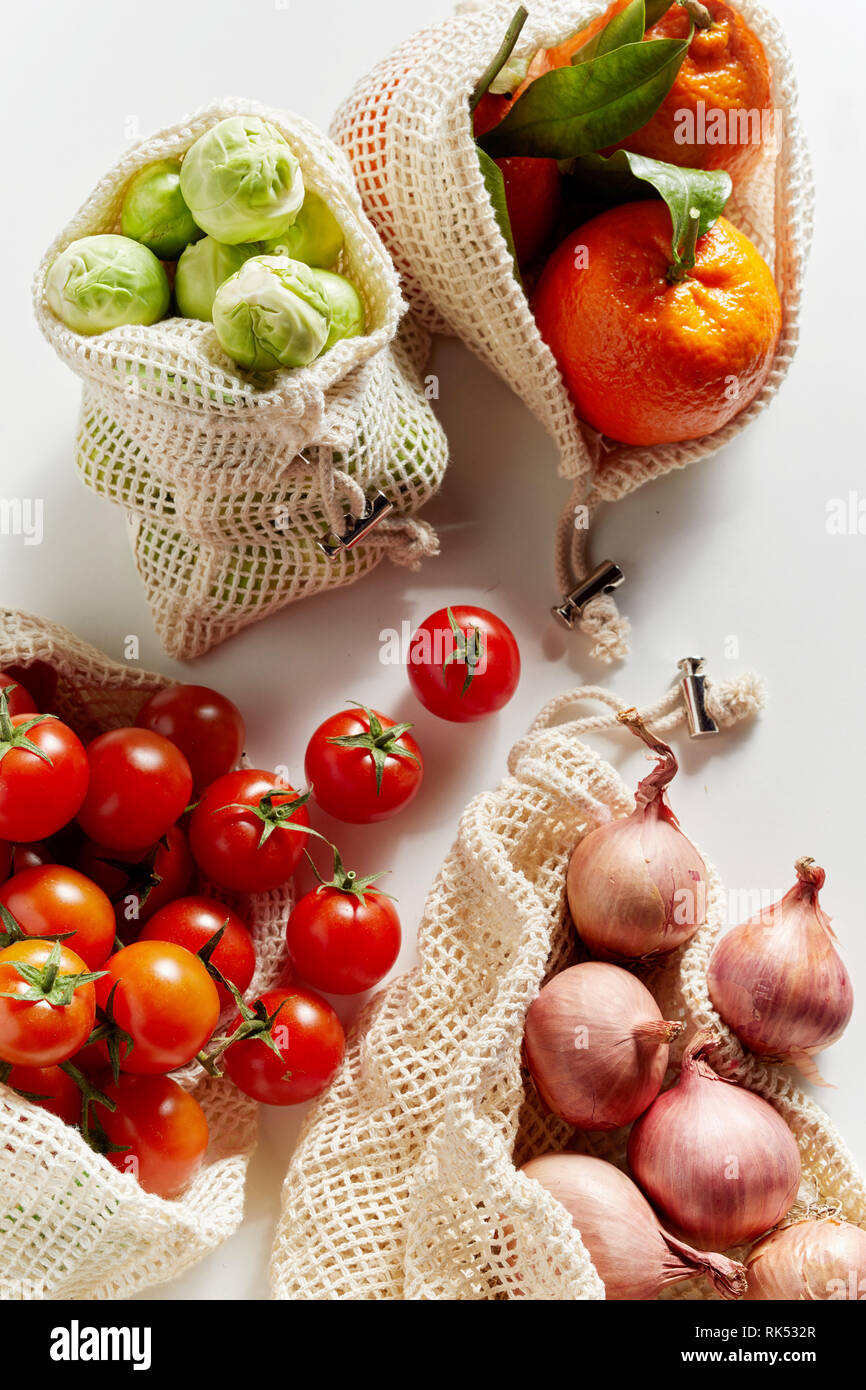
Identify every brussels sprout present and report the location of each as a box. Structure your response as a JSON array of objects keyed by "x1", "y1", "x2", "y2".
[
  {"x1": 309, "y1": 269, "x2": 366, "y2": 352},
  {"x1": 262, "y1": 190, "x2": 343, "y2": 268},
  {"x1": 120, "y1": 159, "x2": 203, "y2": 260},
  {"x1": 46, "y1": 234, "x2": 170, "y2": 335},
  {"x1": 212, "y1": 255, "x2": 331, "y2": 371},
  {"x1": 180, "y1": 117, "x2": 305, "y2": 245},
  {"x1": 175, "y1": 236, "x2": 261, "y2": 321}
]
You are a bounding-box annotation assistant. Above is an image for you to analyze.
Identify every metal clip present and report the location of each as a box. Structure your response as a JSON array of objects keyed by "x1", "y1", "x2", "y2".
[
  {"x1": 317, "y1": 491, "x2": 395, "y2": 559},
  {"x1": 678, "y1": 657, "x2": 719, "y2": 739},
  {"x1": 551, "y1": 561, "x2": 625, "y2": 629}
]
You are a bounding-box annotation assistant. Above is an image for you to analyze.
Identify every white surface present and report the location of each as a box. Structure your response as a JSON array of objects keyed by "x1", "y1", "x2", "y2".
[{"x1": 1, "y1": 0, "x2": 863, "y2": 1301}]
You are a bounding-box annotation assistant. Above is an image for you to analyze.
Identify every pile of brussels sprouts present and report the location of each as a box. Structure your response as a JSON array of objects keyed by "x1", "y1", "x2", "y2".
[{"x1": 45, "y1": 116, "x2": 367, "y2": 373}]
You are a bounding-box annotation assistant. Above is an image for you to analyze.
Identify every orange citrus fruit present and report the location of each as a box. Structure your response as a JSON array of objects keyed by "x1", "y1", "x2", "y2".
[
  {"x1": 532, "y1": 200, "x2": 782, "y2": 446},
  {"x1": 473, "y1": 94, "x2": 562, "y2": 267}
]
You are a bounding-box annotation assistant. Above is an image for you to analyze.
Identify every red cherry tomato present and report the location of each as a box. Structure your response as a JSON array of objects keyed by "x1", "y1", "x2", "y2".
[
  {"x1": 224, "y1": 986, "x2": 344, "y2": 1105},
  {"x1": 305, "y1": 705, "x2": 423, "y2": 824},
  {"x1": 78, "y1": 825, "x2": 194, "y2": 938},
  {"x1": 1, "y1": 662, "x2": 57, "y2": 713},
  {"x1": 135, "y1": 684, "x2": 245, "y2": 795},
  {"x1": 408, "y1": 605, "x2": 520, "y2": 723},
  {"x1": 0, "y1": 708, "x2": 89, "y2": 843},
  {"x1": 77, "y1": 728, "x2": 192, "y2": 853},
  {"x1": 286, "y1": 850, "x2": 401, "y2": 994},
  {"x1": 3, "y1": 1062, "x2": 82, "y2": 1125},
  {"x1": 95, "y1": 940, "x2": 220, "y2": 1074},
  {"x1": 0, "y1": 864, "x2": 116, "y2": 969},
  {"x1": 0, "y1": 674, "x2": 37, "y2": 717},
  {"x1": 0, "y1": 939, "x2": 99, "y2": 1066},
  {"x1": 94, "y1": 1073, "x2": 209, "y2": 1197},
  {"x1": 188, "y1": 770, "x2": 311, "y2": 893},
  {"x1": 0, "y1": 841, "x2": 10, "y2": 884},
  {"x1": 140, "y1": 895, "x2": 256, "y2": 1010}
]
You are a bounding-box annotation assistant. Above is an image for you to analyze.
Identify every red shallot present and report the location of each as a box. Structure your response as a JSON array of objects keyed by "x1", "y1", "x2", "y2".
[
  {"x1": 524, "y1": 962, "x2": 684, "y2": 1130},
  {"x1": 627, "y1": 1031, "x2": 801, "y2": 1250},
  {"x1": 566, "y1": 710, "x2": 707, "y2": 962},
  {"x1": 744, "y1": 1218, "x2": 866, "y2": 1300},
  {"x1": 521, "y1": 1152, "x2": 747, "y2": 1300},
  {"x1": 708, "y1": 858, "x2": 853, "y2": 1083}
]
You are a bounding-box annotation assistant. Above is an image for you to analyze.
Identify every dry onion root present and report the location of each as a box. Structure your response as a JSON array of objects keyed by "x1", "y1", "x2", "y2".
[
  {"x1": 523, "y1": 962, "x2": 683, "y2": 1130},
  {"x1": 566, "y1": 710, "x2": 707, "y2": 963},
  {"x1": 744, "y1": 1218, "x2": 866, "y2": 1300},
  {"x1": 521, "y1": 1152, "x2": 747, "y2": 1300},
  {"x1": 627, "y1": 1031, "x2": 801, "y2": 1251}
]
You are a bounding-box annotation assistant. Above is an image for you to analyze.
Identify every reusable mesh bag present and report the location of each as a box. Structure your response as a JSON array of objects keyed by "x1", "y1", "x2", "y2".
[
  {"x1": 332, "y1": 0, "x2": 813, "y2": 662},
  {"x1": 270, "y1": 675, "x2": 866, "y2": 1300},
  {"x1": 34, "y1": 100, "x2": 449, "y2": 661},
  {"x1": 0, "y1": 610, "x2": 293, "y2": 1300}
]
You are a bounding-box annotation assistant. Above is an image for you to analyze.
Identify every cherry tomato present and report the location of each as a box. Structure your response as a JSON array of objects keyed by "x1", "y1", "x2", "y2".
[
  {"x1": 135, "y1": 684, "x2": 245, "y2": 794},
  {"x1": 305, "y1": 704, "x2": 423, "y2": 824},
  {"x1": 1, "y1": 661, "x2": 57, "y2": 713},
  {"x1": 78, "y1": 825, "x2": 194, "y2": 937},
  {"x1": 0, "y1": 841, "x2": 10, "y2": 884},
  {"x1": 140, "y1": 895, "x2": 256, "y2": 1010},
  {"x1": 0, "y1": 707, "x2": 89, "y2": 843},
  {"x1": 188, "y1": 770, "x2": 311, "y2": 893},
  {"x1": 95, "y1": 940, "x2": 220, "y2": 1074},
  {"x1": 93, "y1": 1073, "x2": 209, "y2": 1198},
  {"x1": 0, "y1": 674, "x2": 36, "y2": 717},
  {"x1": 0, "y1": 864, "x2": 115, "y2": 969},
  {"x1": 224, "y1": 987, "x2": 344, "y2": 1105},
  {"x1": 77, "y1": 728, "x2": 192, "y2": 853},
  {"x1": 408, "y1": 605, "x2": 520, "y2": 722},
  {"x1": 286, "y1": 849, "x2": 400, "y2": 994},
  {"x1": 3, "y1": 1062, "x2": 81, "y2": 1125},
  {"x1": 0, "y1": 939, "x2": 100, "y2": 1066}
]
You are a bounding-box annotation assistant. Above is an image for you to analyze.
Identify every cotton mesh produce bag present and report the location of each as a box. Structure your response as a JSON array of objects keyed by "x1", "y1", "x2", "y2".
[
  {"x1": 34, "y1": 99, "x2": 449, "y2": 661},
  {"x1": 270, "y1": 675, "x2": 866, "y2": 1300},
  {"x1": 0, "y1": 610, "x2": 293, "y2": 1300},
  {"x1": 332, "y1": 0, "x2": 813, "y2": 662}
]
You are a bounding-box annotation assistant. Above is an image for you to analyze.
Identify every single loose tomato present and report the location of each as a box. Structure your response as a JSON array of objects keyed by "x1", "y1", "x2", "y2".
[
  {"x1": 135, "y1": 684, "x2": 245, "y2": 794},
  {"x1": 0, "y1": 864, "x2": 115, "y2": 969},
  {"x1": 0, "y1": 699, "x2": 89, "y2": 844},
  {"x1": 408, "y1": 605, "x2": 520, "y2": 722},
  {"x1": 77, "y1": 728, "x2": 192, "y2": 853},
  {"x1": 3, "y1": 1061, "x2": 82, "y2": 1125},
  {"x1": 0, "y1": 674, "x2": 37, "y2": 717},
  {"x1": 224, "y1": 986, "x2": 344, "y2": 1106},
  {"x1": 1, "y1": 662, "x2": 57, "y2": 713},
  {"x1": 78, "y1": 825, "x2": 194, "y2": 937},
  {"x1": 0, "y1": 939, "x2": 101, "y2": 1067},
  {"x1": 95, "y1": 940, "x2": 219, "y2": 1074},
  {"x1": 305, "y1": 704, "x2": 422, "y2": 824},
  {"x1": 286, "y1": 846, "x2": 400, "y2": 994},
  {"x1": 140, "y1": 895, "x2": 256, "y2": 1010},
  {"x1": 188, "y1": 770, "x2": 311, "y2": 893},
  {"x1": 93, "y1": 1073, "x2": 209, "y2": 1198}
]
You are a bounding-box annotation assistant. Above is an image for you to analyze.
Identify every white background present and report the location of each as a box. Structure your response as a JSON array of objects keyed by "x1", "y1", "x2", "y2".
[{"x1": 1, "y1": 0, "x2": 863, "y2": 1299}]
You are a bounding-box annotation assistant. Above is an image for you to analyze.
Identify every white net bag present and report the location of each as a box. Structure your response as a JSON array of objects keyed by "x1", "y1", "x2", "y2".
[
  {"x1": 270, "y1": 674, "x2": 865, "y2": 1300},
  {"x1": 0, "y1": 610, "x2": 293, "y2": 1299},
  {"x1": 34, "y1": 99, "x2": 449, "y2": 661},
  {"x1": 331, "y1": 0, "x2": 813, "y2": 662}
]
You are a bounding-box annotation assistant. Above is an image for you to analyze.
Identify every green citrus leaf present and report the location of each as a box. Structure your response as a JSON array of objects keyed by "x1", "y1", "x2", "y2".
[
  {"x1": 478, "y1": 147, "x2": 521, "y2": 278},
  {"x1": 571, "y1": 0, "x2": 646, "y2": 65},
  {"x1": 644, "y1": 0, "x2": 676, "y2": 26}
]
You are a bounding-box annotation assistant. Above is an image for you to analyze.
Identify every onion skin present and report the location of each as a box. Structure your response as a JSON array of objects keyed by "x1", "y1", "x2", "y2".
[
  {"x1": 522, "y1": 1152, "x2": 747, "y2": 1300},
  {"x1": 566, "y1": 712, "x2": 707, "y2": 963},
  {"x1": 627, "y1": 1031, "x2": 801, "y2": 1251},
  {"x1": 744, "y1": 1219, "x2": 866, "y2": 1301},
  {"x1": 708, "y1": 859, "x2": 853, "y2": 1079},
  {"x1": 524, "y1": 962, "x2": 684, "y2": 1130}
]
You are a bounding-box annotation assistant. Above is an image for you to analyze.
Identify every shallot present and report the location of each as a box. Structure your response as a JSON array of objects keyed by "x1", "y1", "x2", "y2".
[
  {"x1": 708, "y1": 858, "x2": 853, "y2": 1082},
  {"x1": 521, "y1": 1152, "x2": 747, "y2": 1300},
  {"x1": 627, "y1": 1031, "x2": 801, "y2": 1250},
  {"x1": 744, "y1": 1218, "x2": 866, "y2": 1300},
  {"x1": 523, "y1": 962, "x2": 683, "y2": 1130},
  {"x1": 566, "y1": 710, "x2": 706, "y2": 962}
]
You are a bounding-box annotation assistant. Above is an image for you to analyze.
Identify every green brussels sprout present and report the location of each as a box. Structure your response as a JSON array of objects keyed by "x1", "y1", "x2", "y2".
[
  {"x1": 262, "y1": 190, "x2": 344, "y2": 268},
  {"x1": 175, "y1": 236, "x2": 261, "y2": 321},
  {"x1": 46, "y1": 234, "x2": 170, "y2": 335},
  {"x1": 309, "y1": 269, "x2": 366, "y2": 353},
  {"x1": 212, "y1": 255, "x2": 331, "y2": 371},
  {"x1": 180, "y1": 117, "x2": 305, "y2": 245},
  {"x1": 120, "y1": 158, "x2": 203, "y2": 260}
]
